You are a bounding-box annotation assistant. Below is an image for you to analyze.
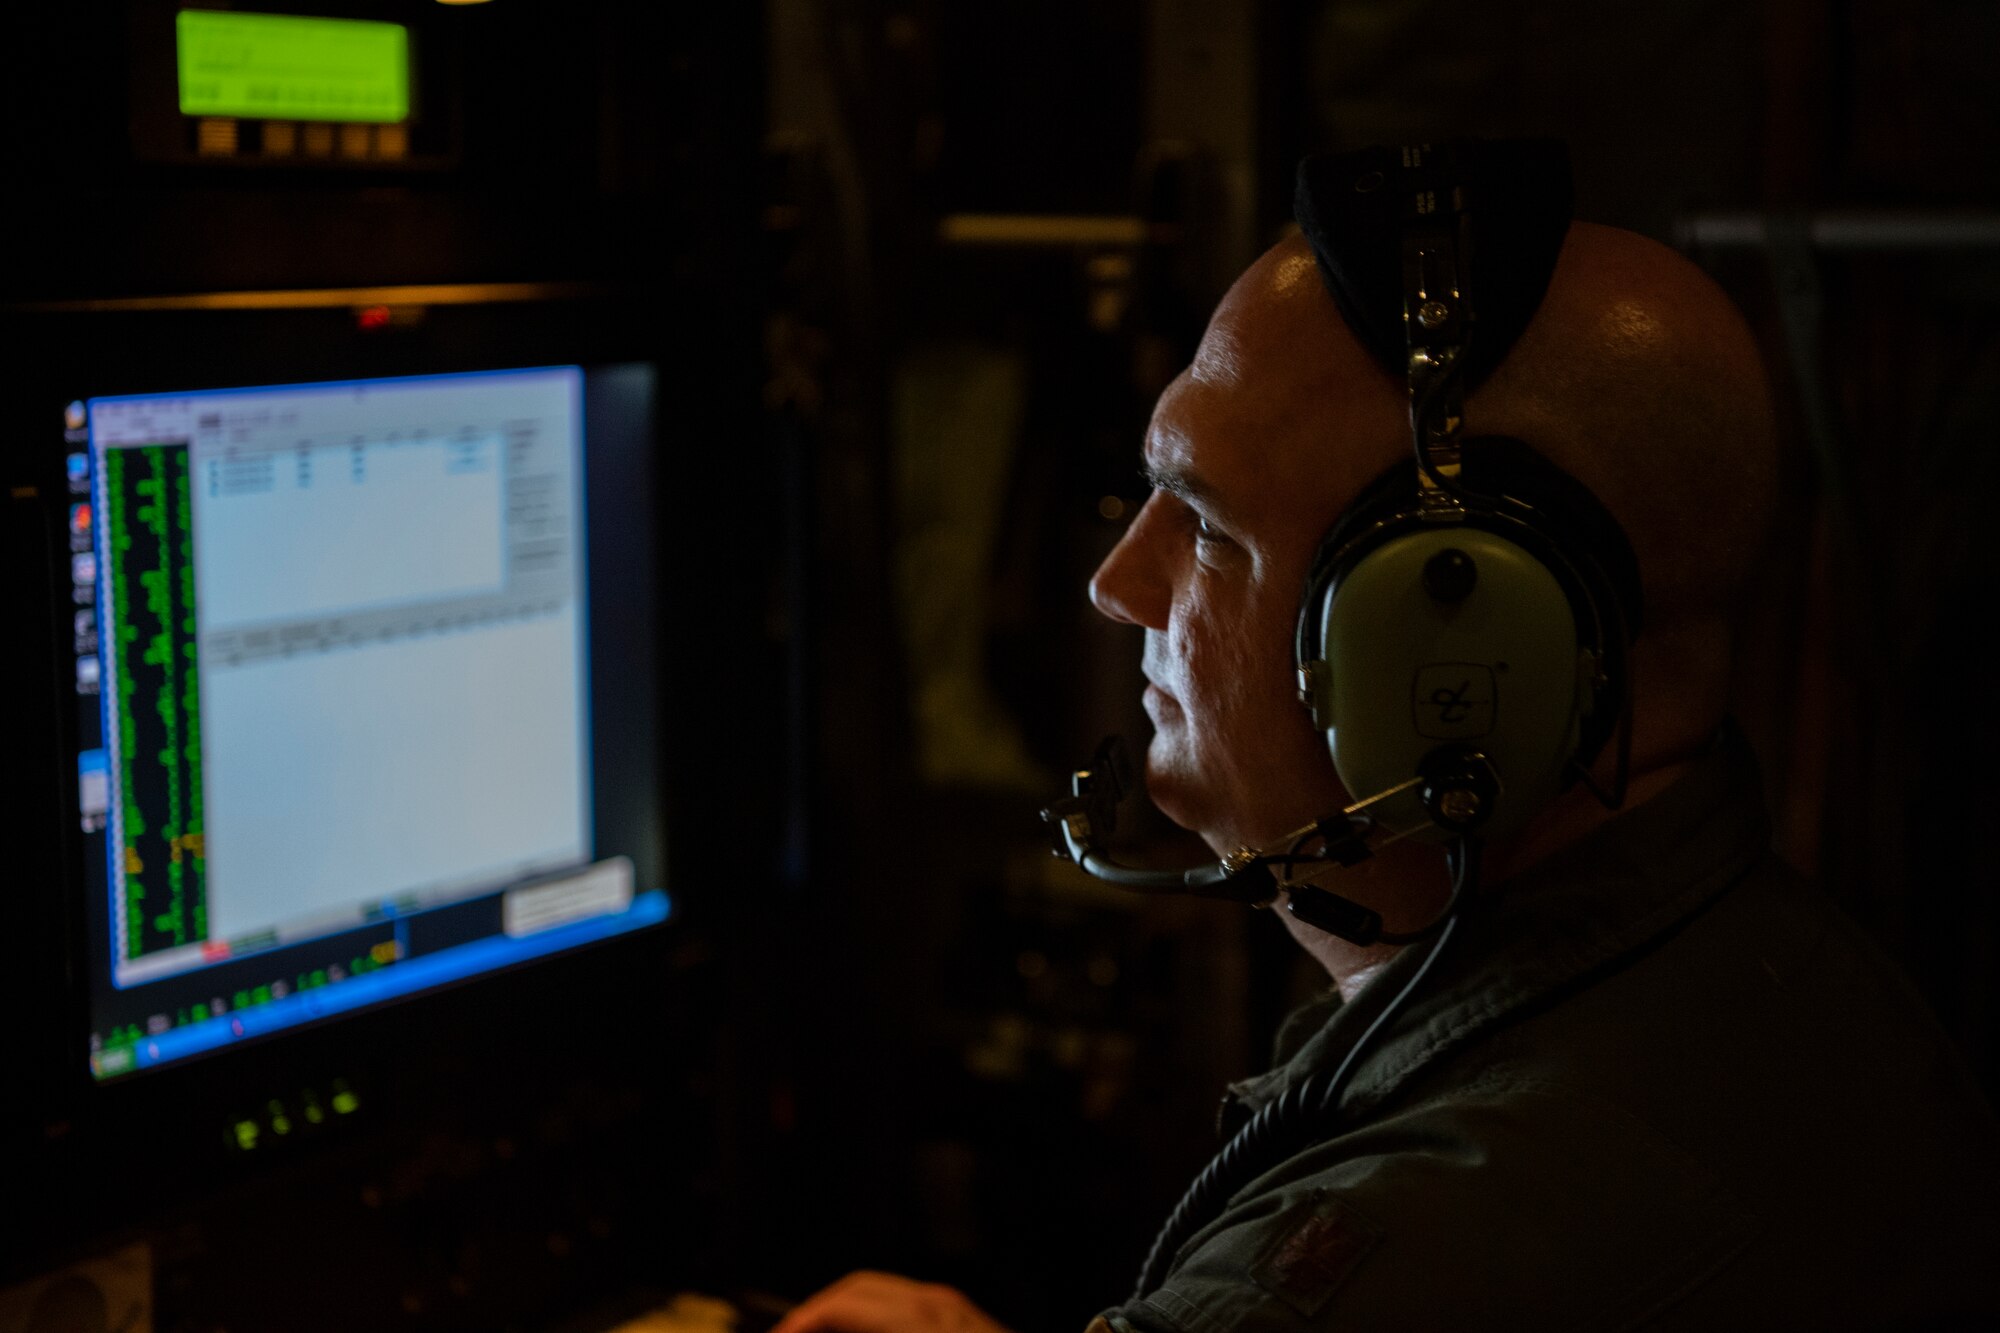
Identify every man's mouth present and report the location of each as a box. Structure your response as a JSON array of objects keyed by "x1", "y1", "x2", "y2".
[{"x1": 1144, "y1": 681, "x2": 1182, "y2": 720}]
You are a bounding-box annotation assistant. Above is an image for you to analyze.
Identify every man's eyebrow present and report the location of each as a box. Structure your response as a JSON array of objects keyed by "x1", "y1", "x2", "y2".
[{"x1": 1140, "y1": 462, "x2": 1228, "y2": 513}]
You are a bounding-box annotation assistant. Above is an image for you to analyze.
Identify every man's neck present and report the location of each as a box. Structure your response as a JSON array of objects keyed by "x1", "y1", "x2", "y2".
[{"x1": 1279, "y1": 755, "x2": 1702, "y2": 1002}]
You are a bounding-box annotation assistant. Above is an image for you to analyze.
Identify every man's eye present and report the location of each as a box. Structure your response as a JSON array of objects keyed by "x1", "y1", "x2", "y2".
[{"x1": 1195, "y1": 515, "x2": 1228, "y2": 545}]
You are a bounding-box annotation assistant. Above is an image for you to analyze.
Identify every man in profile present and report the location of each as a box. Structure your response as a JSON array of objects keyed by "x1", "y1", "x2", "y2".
[{"x1": 774, "y1": 149, "x2": 2000, "y2": 1330}]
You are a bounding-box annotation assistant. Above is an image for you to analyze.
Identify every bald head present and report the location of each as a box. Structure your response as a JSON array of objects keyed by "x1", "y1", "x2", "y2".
[
  {"x1": 1198, "y1": 222, "x2": 1778, "y2": 748},
  {"x1": 1471, "y1": 222, "x2": 1779, "y2": 628}
]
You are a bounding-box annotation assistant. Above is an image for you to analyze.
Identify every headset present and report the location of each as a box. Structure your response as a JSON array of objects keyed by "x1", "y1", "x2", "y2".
[{"x1": 1037, "y1": 139, "x2": 1647, "y2": 1296}]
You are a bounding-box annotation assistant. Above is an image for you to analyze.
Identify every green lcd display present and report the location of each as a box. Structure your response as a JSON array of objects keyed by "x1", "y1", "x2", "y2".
[{"x1": 176, "y1": 10, "x2": 410, "y2": 123}]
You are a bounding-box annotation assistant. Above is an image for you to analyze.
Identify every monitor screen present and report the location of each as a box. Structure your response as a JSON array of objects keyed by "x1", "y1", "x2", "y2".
[{"x1": 67, "y1": 366, "x2": 667, "y2": 1081}]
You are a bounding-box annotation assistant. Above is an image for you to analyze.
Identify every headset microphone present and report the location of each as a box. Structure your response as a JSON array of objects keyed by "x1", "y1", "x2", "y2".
[{"x1": 1038, "y1": 734, "x2": 1497, "y2": 946}]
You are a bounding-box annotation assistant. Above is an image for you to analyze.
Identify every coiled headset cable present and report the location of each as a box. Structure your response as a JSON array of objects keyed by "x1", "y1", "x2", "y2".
[{"x1": 1130, "y1": 837, "x2": 1480, "y2": 1299}]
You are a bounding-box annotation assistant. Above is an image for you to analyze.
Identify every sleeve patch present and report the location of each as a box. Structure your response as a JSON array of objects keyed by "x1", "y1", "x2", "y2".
[{"x1": 1249, "y1": 1190, "x2": 1383, "y2": 1317}]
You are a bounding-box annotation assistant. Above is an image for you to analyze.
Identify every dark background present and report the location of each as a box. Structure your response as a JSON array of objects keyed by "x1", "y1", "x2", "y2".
[{"x1": 3, "y1": 2, "x2": 1996, "y2": 1329}]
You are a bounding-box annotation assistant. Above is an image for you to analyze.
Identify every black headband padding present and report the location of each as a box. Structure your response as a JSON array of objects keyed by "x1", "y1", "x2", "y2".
[{"x1": 1294, "y1": 140, "x2": 1574, "y2": 387}]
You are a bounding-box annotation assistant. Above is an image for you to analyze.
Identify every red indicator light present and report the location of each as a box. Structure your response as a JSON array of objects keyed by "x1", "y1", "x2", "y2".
[{"x1": 356, "y1": 304, "x2": 393, "y2": 330}]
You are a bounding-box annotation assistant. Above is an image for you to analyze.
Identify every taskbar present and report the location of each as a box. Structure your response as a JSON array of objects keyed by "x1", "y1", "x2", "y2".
[{"x1": 90, "y1": 887, "x2": 670, "y2": 1080}]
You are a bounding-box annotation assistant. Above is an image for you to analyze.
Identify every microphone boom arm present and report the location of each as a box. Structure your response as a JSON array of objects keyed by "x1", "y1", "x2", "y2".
[{"x1": 1039, "y1": 738, "x2": 1439, "y2": 930}]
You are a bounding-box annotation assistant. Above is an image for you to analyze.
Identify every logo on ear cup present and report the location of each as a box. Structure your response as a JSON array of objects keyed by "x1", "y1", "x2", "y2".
[{"x1": 1412, "y1": 663, "x2": 1497, "y2": 739}]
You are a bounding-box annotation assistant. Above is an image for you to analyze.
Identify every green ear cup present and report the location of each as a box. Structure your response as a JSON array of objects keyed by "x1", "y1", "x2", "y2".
[{"x1": 1310, "y1": 525, "x2": 1591, "y2": 840}]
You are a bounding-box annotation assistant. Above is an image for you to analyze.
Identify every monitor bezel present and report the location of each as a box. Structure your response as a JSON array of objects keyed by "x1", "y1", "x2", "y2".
[
  {"x1": 1, "y1": 300, "x2": 682, "y2": 1265},
  {"x1": 76, "y1": 363, "x2": 663, "y2": 1085}
]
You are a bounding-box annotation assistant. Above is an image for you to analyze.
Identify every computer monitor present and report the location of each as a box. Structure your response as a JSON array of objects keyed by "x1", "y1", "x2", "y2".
[{"x1": 62, "y1": 364, "x2": 667, "y2": 1084}]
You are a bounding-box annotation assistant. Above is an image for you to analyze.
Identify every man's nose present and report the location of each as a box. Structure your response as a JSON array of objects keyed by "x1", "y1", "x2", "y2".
[{"x1": 1089, "y1": 498, "x2": 1171, "y2": 630}]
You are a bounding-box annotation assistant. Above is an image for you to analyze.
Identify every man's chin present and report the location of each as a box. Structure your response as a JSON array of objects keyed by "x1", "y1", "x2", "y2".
[
  {"x1": 1143, "y1": 737, "x2": 1341, "y2": 857},
  {"x1": 1140, "y1": 745, "x2": 1230, "y2": 851}
]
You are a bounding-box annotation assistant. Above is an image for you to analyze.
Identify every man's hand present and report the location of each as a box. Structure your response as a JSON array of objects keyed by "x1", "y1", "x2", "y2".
[{"x1": 770, "y1": 1271, "x2": 1012, "y2": 1333}]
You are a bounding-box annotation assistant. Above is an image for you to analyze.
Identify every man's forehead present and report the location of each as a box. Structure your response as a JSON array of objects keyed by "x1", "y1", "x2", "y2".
[
  {"x1": 1141, "y1": 376, "x2": 1277, "y2": 524},
  {"x1": 1143, "y1": 341, "x2": 1312, "y2": 506},
  {"x1": 1186, "y1": 249, "x2": 1323, "y2": 390},
  {"x1": 1140, "y1": 413, "x2": 1223, "y2": 505},
  {"x1": 1141, "y1": 237, "x2": 1406, "y2": 522},
  {"x1": 1188, "y1": 320, "x2": 1246, "y2": 390}
]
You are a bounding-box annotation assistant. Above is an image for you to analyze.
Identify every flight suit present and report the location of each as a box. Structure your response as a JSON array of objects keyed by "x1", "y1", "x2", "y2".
[{"x1": 1096, "y1": 723, "x2": 2000, "y2": 1331}]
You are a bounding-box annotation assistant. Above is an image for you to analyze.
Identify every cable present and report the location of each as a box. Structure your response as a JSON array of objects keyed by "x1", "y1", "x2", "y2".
[
  {"x1": 1130, "y1": 840, "x2": 1480, "y2": 1299},
  {"x1": 1311, "y1": 839, "x2": 1475, "y2": 1115}
]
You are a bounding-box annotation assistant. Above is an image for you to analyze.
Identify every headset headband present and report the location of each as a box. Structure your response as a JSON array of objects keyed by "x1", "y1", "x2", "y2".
[{"x1": 1293, "y1": 139, "x2": 1573, "y2": 387}]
